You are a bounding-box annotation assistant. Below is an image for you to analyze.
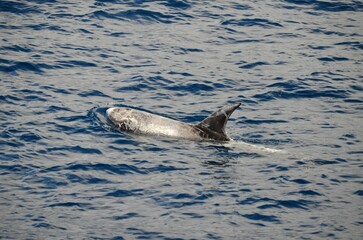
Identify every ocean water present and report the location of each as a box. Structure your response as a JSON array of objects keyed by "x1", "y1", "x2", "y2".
[{"x1": 1, "y1": 0, "x2": 362, "y2": 239}]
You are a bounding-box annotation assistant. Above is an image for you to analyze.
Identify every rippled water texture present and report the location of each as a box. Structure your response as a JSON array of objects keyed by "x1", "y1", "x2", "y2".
[{"x1": 1, "y1": 0, "x2": 363, "y2": 239}]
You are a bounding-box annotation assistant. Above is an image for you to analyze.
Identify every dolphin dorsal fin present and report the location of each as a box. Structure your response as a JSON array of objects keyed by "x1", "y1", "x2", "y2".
[{"x1": 195, "y1": 103, "x2": 241, "y2": 140}]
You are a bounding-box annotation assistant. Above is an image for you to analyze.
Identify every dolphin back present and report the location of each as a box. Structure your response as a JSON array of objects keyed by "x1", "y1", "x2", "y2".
[{"x1": 194, "y1": 103, "x2": 241, "y2": 141}]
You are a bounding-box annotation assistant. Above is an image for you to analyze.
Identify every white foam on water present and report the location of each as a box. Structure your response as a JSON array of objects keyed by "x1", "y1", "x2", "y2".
[{"x1": 222, "y1": 140, "x2": 288, "y2": 154}]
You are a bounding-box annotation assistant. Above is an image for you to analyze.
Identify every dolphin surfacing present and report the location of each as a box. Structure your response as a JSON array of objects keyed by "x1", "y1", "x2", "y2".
[{"x1": 106, "y1": 103, "x2": 241, "y2": 141}]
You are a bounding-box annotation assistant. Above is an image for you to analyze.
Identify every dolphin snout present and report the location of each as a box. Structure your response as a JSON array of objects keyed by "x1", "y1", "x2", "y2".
[{"x1": 106, "y1": 108, "x2": 115, "y2": 117}]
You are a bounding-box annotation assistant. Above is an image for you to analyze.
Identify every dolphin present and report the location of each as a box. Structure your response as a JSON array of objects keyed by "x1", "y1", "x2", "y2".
[{"x1": 106, "y1": 103, "x2": 241, "y2": 141}]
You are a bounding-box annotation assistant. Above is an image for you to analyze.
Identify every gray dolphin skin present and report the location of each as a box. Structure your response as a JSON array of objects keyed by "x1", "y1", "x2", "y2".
[{"x1": 106, "y1": 103, "x2": 241, "y2": 141}]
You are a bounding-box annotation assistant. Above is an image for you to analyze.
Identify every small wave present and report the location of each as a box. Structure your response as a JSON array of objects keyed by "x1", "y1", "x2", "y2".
[
  {"x1": 267, "y1": 80, "x2": 310, "y2": 90},
  {"x1": 239, "y1": 196, "x2": 316, "y2": 210},
  {"x1": 56, "y1": 60, "x2": 97, "y2": 68},
  {"x1": 44, "y1": 146, "x2": 102, "y2": 155},
  {"x1": 112, "y1": 212, "x2": 142, "y2": 220},
  {"x1": 179, "y1": 47, "x2": 204, "y2": 54},
  {"x1": 88, "y1": 106, "x2": 116, "y2": 134},
  {"x1": 161, "y1": 0, "x2": 191, "y2": 9},
  {"x1": 348, "y1": 85, "x2": 363, "y2": 92},
  {"x1": 335, "y1": 41, "x2": 363, "y2": 50},
  {"x1": 78, "y1": 90, "x2": 109, "y2": 98},
  {"x1": 115, "y1": 75, "x2": 217, "y2": 94},
  {"x1": 253, "y1": 89, "x2": 349, "y2": 101},
  {"x1": 166, "y1": 82, "x2": 214, "y2": 93},
  {"x1": 221, "y1": 18, "x2": 283, "y2": 28},
  {"x1": 109, "y1": 31, "x2": 129, "y2": 37},
  {"x1": 0, "y1": 94, "x2": 22, "y2": 104},
  {"x1": 152, "y1": 192, "x2": 206, "y2": 209},
  {"x1": 46, "y1": 105, "x2": 72, "y2": 113},
  {"x1": 230, "y1": 3, "x2": 252, "y2": 10},
  {"x1": 311, "y1": 159, "x2": 347, "y2": 165},
  {"x1": 0, "y1": 163, "x2": 35, "y2": 174},
  {"x1": 297, "y1": 190, "x2": 322, "y2": 196},
  {"x1": 0, "y1": 59, "x2": 98, "y2": 74},
  {"x1": 32, "y1": 222, "x2": 66, "y2": 230},
  {"x1": 242, "y1": 213, "x2": 280, "y2": 223},
  {"x1": 68, "y1": 173, "x2": 110, "y2": 185},
  {"x1": 283, "y1": 0, "x2": 363, "y2": 12},
  {"x1": 41, "y1": 162, "x2": 143, "y2": 175},
  {"x1": 0, "y1": 61, "x2": 43, "y2": 74},
  {"x1": 47, "y1": 202, "x2": 92, "y2": 208},
  {"x1": 318, "y1": 57, "x2": 349, "y2": 62},
  {"x1": 1, "y1": 127, "x2": 44, "y2": 149},
  {"x1": 105, "y1": 189, "x2": 143, "y2": 198},
  {"x1": 89, "y1": 9, "x2": 177, "y2": 24},
  {"x1": 310, "y1": 28, "x2": 347, "y2": 36},
  {"x1": 116, "y1": 83, "x2": 156, "y2": 92},
  {"x1": 239, "y1": 119, "x2": 288, "y2": 125},
  {"x1": 1, "y1": 44, "x2": 32, "y2": 52},
  {"x1": 239, "y1": 61, "x2": 270, "y2": 69},
  {"x1": 0, "y1": 1, "x2": 41, "y2": 14},
  {"x1": 167, "y1": 71, "x2": 194, "y2": 77}
]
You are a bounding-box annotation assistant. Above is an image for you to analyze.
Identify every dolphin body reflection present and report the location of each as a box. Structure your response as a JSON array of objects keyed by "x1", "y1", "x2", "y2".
[{"x1": 106, "y1": 103, "x2": 241, "y2": 141}]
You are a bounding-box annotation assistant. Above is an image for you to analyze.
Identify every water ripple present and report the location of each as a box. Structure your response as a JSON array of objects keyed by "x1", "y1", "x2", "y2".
[
  {"x1": 254, "y1": 89, "x2": 349, "y2": 101},
  {"x1": 0, "y1": 1, "x2": 41, "y2": 14},
  {"x1": 283, "y1": 0, "x2": 363, "y2": 12},
  {"x1": 221, "y1": 18, "x2": 283, "y2": 28},
  {"x1": 89, "y1": 9, "x2": 178, "y2": 24}
]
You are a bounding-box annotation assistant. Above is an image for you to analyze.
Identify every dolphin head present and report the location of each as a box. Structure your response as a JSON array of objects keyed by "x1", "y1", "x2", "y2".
[
  {"x1": 106, "y1": 107, "x2": 139, "y2": 131},
  {"x1": 107, "y1": 107, "x2": 124, "y2": 122}
]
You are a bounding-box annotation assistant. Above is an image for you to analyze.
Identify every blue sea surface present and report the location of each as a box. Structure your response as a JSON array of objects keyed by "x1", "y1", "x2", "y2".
[{"x1": 1, "y1": 0, "x2": 362, "y2": 239}]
